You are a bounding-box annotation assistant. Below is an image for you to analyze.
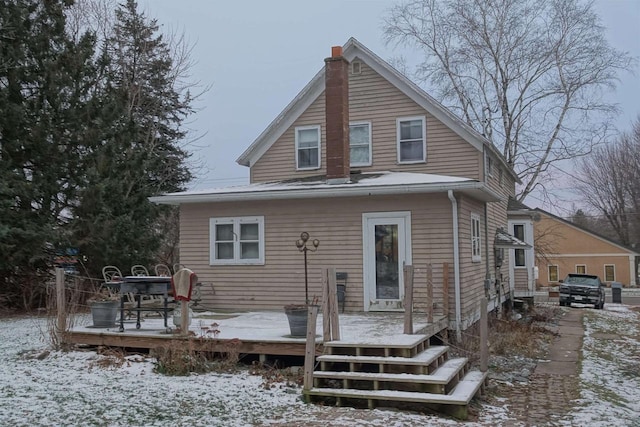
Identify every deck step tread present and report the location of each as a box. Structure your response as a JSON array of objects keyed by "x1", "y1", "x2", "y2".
[
  {"x1": 306, "y1": 370, "x2": 487, "y2": 405},
  {"x1": 317, "y1": 345, "x2": 448, "y2": 365},
  {"x1": 313, "y1": 357, "x2": 468, "y2": 384},
  {"x1": 324, "y1": 334, "x2": 429, "y2": 349}
]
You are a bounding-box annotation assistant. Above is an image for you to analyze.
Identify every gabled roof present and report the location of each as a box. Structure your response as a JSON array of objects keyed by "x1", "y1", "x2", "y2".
[
  {"x1": 149, "y1": 171, "x2": 503, "y2": 205},
  {"x1": 534, "y1": 208, "x2": 640, "y2": 255},
  {"x1": 236, "y1": 37, "x2": 519, "y2": 183}
]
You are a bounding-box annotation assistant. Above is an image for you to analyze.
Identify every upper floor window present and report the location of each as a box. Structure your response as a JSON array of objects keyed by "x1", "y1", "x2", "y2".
[
  {"x1": 397, "y1": 116, "x2": 426, "y2": 163},
  {"x1": 471, "y1": 214, "x2": 481, "y2": 262},
  {"x1": 485, "y1": 153, "x2": 494, "y2": 177},
  {"x1": 349, "y1": 122, "x2": 372, "y2": 166},
  {"x1": 513, "y1": 223, "x2": 525, "y2": 267},
  {"x1": 295, "y1": 125, "x2": 321, "y2": 170},
  {"x1": 210, "y1": 216, "x2": 265, "y2": 265}
]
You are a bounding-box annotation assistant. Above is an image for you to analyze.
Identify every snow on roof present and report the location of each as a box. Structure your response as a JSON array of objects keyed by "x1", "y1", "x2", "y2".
[{"x1": 150, "y1": 171, "x2": 502, "y2": 205}]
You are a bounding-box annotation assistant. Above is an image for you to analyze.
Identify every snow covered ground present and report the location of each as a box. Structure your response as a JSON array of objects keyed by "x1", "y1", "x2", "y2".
[{"x1": 0, "y1": 305, "x2": 638, "y2": 426}]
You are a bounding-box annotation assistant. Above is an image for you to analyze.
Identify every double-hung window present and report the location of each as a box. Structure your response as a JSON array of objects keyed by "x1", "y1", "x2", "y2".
[
  {"x1": 295, "y1": 125, "x2": 320, "y2": 170},
  {"x1": 576, "y1": 265, "x2": 586, "y2": 274},
  {"x1": 349, "y1": 122, "x2": 371, "y2": 166},
  {"x1": 548, "y1": 265, "x2": 559, "y2": 282},
  {"x1": 397, "y1": 116, "x2": 426, "y2": 163},
  {"x1": 210, "y1": 216, "x2": 265, "y2": 265},
  {"x1": 513, "y1": 224, "x2": 525, "y2": 267},
  {"x1": 604, "y1": 264, "x2": 615, "y2": 282},
  {"x1": 471, "y1": 214, "x2": 481, "y2": 262}
]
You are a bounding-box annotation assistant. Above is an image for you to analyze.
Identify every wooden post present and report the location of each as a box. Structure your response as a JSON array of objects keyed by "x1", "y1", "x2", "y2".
[
  {"x1": 403, "y1": 264, "x2": 414, "y2": 334},
  {"x1": 480, "y1": 296, "x2": 488, "y2": 372},
  {"x1": 442, "y1": 263, "x2": 450, "y2": 318},
  {"x1": 180, "y1": 301, "x2": 189, "y2": 335},
  {"x1": 426, "y1": 263, "x2": 434, "y2": 323},
  {"x1": 327, "y1": 267, "x2": 340, "y2": 341},
  {"x1": 55, "y1": 268, "x2": 66, "y2": 339},
  {"x1": 322, "y1": 268, "x2": 331, "y2": 342},
  {"x1": 303, "y1": 304, "x2": 319, "y2": 392}
]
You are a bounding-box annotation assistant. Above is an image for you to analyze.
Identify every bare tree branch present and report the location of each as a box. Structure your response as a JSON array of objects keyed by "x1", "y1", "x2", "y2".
[{"x1": 383, "y1": 0, "x2": 635, "y2": 200}]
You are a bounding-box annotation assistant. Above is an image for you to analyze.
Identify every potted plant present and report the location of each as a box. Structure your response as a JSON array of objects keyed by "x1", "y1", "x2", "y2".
[
  {"x1": 284, "y1": 232, "x2": 320, "y2": 337},
  {"x1": 88, "y1": 288, "x2": 120, "y2": 328}
]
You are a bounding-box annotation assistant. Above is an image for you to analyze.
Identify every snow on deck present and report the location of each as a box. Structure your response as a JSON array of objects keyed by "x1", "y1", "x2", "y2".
[{"x1": 71, "y1": 310, "x2": 434, "y2": 345}]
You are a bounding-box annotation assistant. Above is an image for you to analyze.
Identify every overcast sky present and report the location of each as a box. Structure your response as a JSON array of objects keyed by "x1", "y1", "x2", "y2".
[{"x1": 140, "y1": 0, "x2": 640, "y2": 208}]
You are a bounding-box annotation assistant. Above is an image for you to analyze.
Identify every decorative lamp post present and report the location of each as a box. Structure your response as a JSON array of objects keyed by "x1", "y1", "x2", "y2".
[{"x1": 296, "y1": 232, "x2": 320, "y2": 304}]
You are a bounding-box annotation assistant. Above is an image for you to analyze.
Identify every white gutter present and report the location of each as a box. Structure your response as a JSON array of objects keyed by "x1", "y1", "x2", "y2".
[
  {"x1": 448, "y1": 190, "x2": 462, "y2": 342},
  {"x1": 150, "y1": 181, "x2": 503, "y2": 205}
]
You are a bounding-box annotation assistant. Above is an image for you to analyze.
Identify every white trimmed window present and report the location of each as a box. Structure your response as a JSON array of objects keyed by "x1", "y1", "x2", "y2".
[
  {"x1": 548, "y1": 265, "x2": 559, "y2": 282},
  {"x1": 576, "y1": 264, "x2": 586, "y2": 274},
  {"x1": 485, "y1": 153, "x2": 493, "y2": 177},
  {"x1": 295, "y1": 125, "x2": 320, "y2": 170},
  {"x1": 210, "y1": 216, "x2": 265, "y2": 265},
  {"x1": 471, "y1": 214, "x2": 481, "y2": 262},
  {"x1": 397, "y1": 116, "x2": 426, "y2": 163},
  {"x1": 349, "y1": 122, "x2": 371, "y2": 166},
  {"x1": 513, "y1": 224, "x2": 525, "y2": 267},
  {"x1": 604, "y1": 264, "x2": 615, "y2": 282}
]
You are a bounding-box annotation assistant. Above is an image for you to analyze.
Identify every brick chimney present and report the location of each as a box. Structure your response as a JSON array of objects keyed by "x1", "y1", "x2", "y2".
[{"x1": 324, "y1": 46, "x2": 350, "y2": 184}]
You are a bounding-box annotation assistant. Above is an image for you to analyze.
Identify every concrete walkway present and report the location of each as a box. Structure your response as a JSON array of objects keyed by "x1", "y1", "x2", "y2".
[{"x1": 535, "y1": 309, "x2": 584, "y2": 376}]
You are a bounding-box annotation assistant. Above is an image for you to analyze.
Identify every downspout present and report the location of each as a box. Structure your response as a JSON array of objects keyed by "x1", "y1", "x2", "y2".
[{"x1": 448, "y1": 190, "x2": 462, "y2": 342}]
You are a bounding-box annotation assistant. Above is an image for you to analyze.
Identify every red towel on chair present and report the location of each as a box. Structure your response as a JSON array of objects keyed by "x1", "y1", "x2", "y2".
[{"x1": 171, "y1": 268, "x2": 197, "y2": 301}]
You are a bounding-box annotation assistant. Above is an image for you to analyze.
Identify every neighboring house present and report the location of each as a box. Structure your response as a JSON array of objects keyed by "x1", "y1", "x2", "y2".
[
  {"x1": 150, "y1": 38, "x2": 524, "y2": 336},
  {"x1": 533, "y1": 209, "x2": 639, "y2": 287}
]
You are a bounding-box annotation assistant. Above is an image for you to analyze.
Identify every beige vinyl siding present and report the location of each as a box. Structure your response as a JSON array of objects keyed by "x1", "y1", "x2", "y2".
[
  {"x1": 179, "y1": 193, "x2": 456, "y2": 313},
  {"x1": 513, "y1": 269, "x2": 529, "y2": 293},
  {"x1": 250, "y1": 61, "x2": 481, "y2": 183},
  {"x1": 456, "y1": 195, "x2": 487, "y2": 324}
]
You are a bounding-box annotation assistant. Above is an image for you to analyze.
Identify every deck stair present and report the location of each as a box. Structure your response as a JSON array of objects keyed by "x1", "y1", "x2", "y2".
[{"x1": 304, "y1": 334, "x2": 487, "y2": 420}]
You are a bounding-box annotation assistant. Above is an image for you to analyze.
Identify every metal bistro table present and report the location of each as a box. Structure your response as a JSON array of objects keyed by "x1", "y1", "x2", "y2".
[{"x1": 115, "y1": 276, "x2": 172, "y2": 333}]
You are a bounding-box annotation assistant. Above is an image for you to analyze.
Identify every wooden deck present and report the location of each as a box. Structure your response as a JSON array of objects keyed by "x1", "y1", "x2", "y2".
[{"x1": 64, "y1": 310, "x2": 448, "y2": 358}]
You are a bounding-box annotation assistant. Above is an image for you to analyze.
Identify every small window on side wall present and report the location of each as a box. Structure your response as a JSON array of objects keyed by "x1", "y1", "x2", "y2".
[
  {"x1": 548, "y1": 265, "x2": 559, "y2": 282},
  {"x1": 397, "y1": 116, "x2": 426, "y2": 163},
  {"x1": 295, "y1": 125, "x2": 320, "y2": 170},
  {"x1": 604, "y1": 264, "x2": 615, "y2": 282},
  {"x1": 471, "y1": 214, "x2": 481, "y2": 262}
]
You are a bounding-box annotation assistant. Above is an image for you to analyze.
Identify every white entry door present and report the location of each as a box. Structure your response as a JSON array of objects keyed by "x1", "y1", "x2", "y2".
[{"x1": 362, "y1": 212, "x2": 412, "y2": 311}]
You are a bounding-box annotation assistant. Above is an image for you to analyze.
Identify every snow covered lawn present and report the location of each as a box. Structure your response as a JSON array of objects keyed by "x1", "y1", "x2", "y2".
[{"x1": 1, "y1": 305, "x2": 638, "y2": 426}]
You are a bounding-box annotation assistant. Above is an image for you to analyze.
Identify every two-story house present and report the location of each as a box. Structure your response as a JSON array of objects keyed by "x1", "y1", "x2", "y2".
[{"x1": 150, "y1": 38, "x2": 524, "y2": 337}]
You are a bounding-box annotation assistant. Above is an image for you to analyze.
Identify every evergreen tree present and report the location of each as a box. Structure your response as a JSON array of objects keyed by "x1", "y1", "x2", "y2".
[
  {"x1": 71, "y1": 0, "x2": 192, "y2": 276},
  {"x1": 0, "y1": 0, "x2": 99, "y2": 307}
]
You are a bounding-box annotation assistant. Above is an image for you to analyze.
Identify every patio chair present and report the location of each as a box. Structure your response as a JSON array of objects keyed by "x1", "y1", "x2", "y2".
[
  {"x1": 155, "y1": 263, "x2": 172, "y2": 277},
  {"x1": 131, "y1": 265, "x2": 149, "y2": 276},
  {"x1": 102, "y1": 266, "x2": 123, "y2": 282},
  {"x1": 173, "y1": 263, "x2": 187, "y2": 273}
]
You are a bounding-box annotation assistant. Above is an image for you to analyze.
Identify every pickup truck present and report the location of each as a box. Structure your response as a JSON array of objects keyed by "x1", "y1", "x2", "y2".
[{"x1": 559, "y1": 273, "x2": 605, "y2": 309}]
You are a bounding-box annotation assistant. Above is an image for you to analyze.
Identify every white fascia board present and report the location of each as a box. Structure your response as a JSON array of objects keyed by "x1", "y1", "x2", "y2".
[
  {"x1": 149, "y1": 181, "x2": 502, "y2": 205},
  {"x1": 236, "y1": 69, "x2": 325, "y2": 167}
]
